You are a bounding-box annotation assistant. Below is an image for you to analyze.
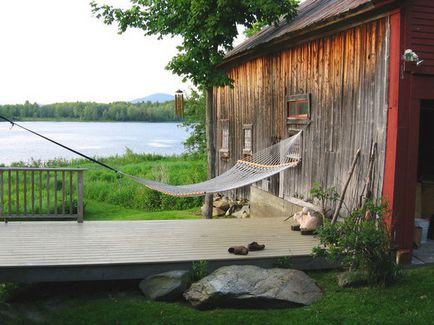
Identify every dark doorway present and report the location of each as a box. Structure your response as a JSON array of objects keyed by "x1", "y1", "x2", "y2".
[
  {"x1": 418, "y1": 100, "x2": 434, "y2": 182},
  {"x1": 417, "y1": 100, "x2": 434, "y2": 221}
]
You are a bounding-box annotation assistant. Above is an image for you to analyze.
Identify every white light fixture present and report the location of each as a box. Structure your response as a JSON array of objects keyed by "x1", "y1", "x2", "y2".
[{"x1": 402, "y1": 49, "x2": 424, "y2": 66}]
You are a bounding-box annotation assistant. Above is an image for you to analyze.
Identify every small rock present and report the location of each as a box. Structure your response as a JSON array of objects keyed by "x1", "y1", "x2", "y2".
[
  {"x1": 337, "y1": 271, "x2": 368, "y2": 288},
  {"x1": 139, "y1": 270, "x2": 190, "y2": 301},
  {"x1": 184, "y1": 265, "x2": 322, "y2": 309},
  {"x1": 225, "y1": 204, "x2": 237, "y2": 216},
  {"x1": 212, "y1": 207, "x2": 226, "y2": 217},
  {"x1": 201, "y1": 205, "x2": 226, "y2": 217},
  {"x1": 214, "y1": 198, "x2": 230, "y2": 211},
  {"x1": 232, "y1": 205, "x2": 250, "y2": 218}
]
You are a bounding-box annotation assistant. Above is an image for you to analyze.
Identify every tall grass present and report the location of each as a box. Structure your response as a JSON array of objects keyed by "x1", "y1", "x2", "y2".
[{"x1": 6, "y1": 150, "x2": 207, "y2": 213}]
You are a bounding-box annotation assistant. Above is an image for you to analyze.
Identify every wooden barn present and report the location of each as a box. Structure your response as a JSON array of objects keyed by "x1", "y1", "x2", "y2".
[{"x1": 211, "y1": 0, "x2": 434, "y2": 259}]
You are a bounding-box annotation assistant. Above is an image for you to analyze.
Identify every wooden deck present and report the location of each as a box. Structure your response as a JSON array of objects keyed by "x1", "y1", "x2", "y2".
[{"x1": 0, "y1": 218, "x2": 321, "y2": 283}]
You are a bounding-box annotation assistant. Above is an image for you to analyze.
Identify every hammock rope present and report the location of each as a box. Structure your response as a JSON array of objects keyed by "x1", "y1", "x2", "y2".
[{"x1": 0, "y1": 115, "x2": 302, "y2": 197}]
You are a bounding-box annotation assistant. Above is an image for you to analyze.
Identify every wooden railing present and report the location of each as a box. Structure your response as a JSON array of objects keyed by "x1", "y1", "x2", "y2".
[{"x1": 0, "y1": 168, "x2": 85, "y2": 222}]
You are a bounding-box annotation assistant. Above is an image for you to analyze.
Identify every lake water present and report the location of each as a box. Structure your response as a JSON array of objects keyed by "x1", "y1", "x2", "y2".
[{"x1": 0, "y1": 121, "x2": 190, "y2": 165}]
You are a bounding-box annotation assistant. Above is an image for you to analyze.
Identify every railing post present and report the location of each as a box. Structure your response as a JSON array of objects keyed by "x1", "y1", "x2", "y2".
[
  {"x1": 77, "y1": 170, "x2": 84, "y2": 223},
  {"x1": 15, "y1": 170, "x2": 19, "y2": 215},
  {"x1": 54, "y1": 171, "x2": 58, "y2": 216},
  {"x1": 61, "y1": 171, "x2": 65, "y2": 215},
  {"x1": 31, "y1": 170, "x2": 35, "y2": 214},
  {"x1": 8, "y1": 170, "x2": 11, "y2": 215},
  {"x1": 0, "y1": 171, "x2": 3, "y2": 219},
  {"x1": 46, "y1": 170, "x2": 50, "y2": 215},
  {"x1": 23, "y1": 170, "x2": 27, "y2": 216}
]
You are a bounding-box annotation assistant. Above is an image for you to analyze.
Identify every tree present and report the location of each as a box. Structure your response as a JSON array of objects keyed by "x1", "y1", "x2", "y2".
[
  {"x1": 91, "y1": 0, "x2": 299, "y2": 218},
  {"x1": 244, "y1": 21, "x2": 268, "y2": 38},
  {"x1": 182, "y1": 90, "x2": 206, "y2": 154}
]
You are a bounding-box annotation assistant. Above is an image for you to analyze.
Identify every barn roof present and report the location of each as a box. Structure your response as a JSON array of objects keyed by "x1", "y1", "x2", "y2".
[{"x1": 224, "y1": 0, "x2": 386, "y2": 65}]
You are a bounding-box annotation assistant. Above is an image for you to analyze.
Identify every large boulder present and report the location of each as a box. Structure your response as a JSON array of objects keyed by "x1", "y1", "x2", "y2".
[
  {"x1": 183, "y1": 265, "x2": 322, "y2": 309},
  {"x1": 139, "y1": 270, "x2": 190, "y2": 301}
]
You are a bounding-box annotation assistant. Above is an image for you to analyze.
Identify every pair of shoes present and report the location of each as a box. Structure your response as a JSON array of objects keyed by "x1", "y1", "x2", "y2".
[
  {"x1": 228, "y1": 242, "x2": 266, "y2": 255},
  {"x1": 228, "y1": 246, "x2": 249, "y2": 255},
  {"x1": 248, "y1": 241, "x2": 265, "y2": 251}
]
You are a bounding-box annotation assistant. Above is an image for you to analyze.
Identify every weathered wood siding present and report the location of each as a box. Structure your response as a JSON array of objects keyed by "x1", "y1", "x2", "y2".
[{"x1": 214, "y1": 17, "x2": 389, "y2": 211}]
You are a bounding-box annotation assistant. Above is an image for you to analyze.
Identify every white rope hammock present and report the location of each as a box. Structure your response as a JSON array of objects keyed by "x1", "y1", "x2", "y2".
[{"x1": 120, "y1": 131, "x2": 302, "y2": 197}]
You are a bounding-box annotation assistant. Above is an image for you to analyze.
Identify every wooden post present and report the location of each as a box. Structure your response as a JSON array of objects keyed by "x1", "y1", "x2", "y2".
[
  {"x1": 77, "y1": 170, "x2": 84, "y2": 223},
  {"x1": 46, "y1": 171, "x2": 50, "y2": 215},
  {"x1": 62, "y1": 171, "x2": 65, "y2": 215},
  {"x1": 331, "y1": 148, "x2": 361, "y2": 224},
  {"x1": 23, "y1": 170, "x2": 27, "y2": 216},
  {"x1": 8, "y1": 170, "x2": 11, "y2": 215},
  {"x1": 38, "y1": 170, "x2": 42, "y2": 213},
  {"x1": 54, "y1": 171, "x2": 58, "y2": 215},
  {"x1": 69, "y1": 172, "x2": 73, "y2": 215},
  {"x1": 359, "y1": 142, "x2": 377, "y2": 209},
  {"x1": 0, "y1": 171, "x2": 3, "y2": 218},
  {"x1": 204, "y1": 87, "x2": 216, "y2": 219},
  {"x1": 15, "y1": 170, "x2": 19, "y2": 215},
  {"x1": 31, "y1": 171, "x2": 35, "y2": 214}
]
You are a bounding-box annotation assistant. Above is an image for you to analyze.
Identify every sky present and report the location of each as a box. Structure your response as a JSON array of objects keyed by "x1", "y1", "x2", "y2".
[{"x1": 0, "y1": 0, "x2": 191, "y2": 104}]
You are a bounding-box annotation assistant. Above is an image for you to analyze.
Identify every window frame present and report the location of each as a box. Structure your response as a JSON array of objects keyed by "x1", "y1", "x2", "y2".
[
  {"x1": 286, "y1": 93, "x2": 311, "y2": 124},
  {"x1": 242, "y1": 124, "x2": 253, "y2": 156},
  {"x1": 219, "y1": 119, "x2": 230, "y2": 159}
]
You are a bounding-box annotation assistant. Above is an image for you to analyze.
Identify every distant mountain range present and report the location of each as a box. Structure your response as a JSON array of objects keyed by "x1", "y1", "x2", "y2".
[{"x1": 130, "y1": 93, "x2": 174, "y2": 104}]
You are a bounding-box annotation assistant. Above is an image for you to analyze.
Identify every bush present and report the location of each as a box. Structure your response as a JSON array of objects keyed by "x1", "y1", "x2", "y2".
[
  {"x1": 191, "y1": 260, "x2": 208, "y2": 281},
  {"x1": 309, "y1": 181, "x2": 339, "y2": 219},
  {"x1": 313, "y1": 201, "x2": 400, "y2": 287},
  {"x1": 273, "y1": 256, "x2": 291, "y2": 269}
]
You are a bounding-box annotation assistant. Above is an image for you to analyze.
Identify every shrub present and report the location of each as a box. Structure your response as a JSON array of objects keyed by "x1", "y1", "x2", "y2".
[
  {"x1": 191, "y1": 260, "x2": 208, "y2": 281},
  {"x1": 309, "y1": 181, "x2": 339, "y2": 219},
  {"x1": 273, "y1": 256, "x2": 291, "y2": 269},
  {"x1": 313, "y1": 201, "x2": 400, "y2": 287}
]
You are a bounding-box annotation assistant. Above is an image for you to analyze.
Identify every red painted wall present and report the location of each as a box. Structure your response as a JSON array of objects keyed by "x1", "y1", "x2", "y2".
[
  {"x1": 383, "y1": 9, "x2": 401, "y2": 244},
  {"x1": 383, "y1": 0, "x2": 434, "y2": 254}
]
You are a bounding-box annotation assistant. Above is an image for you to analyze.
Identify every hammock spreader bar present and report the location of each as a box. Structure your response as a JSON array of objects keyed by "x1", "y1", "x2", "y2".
[{"x1": 0, "y1": 115, "x2": 302, "y2": 197}]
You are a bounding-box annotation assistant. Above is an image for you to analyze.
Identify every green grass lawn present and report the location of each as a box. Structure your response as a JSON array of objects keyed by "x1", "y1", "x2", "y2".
[
  {"x1": 84, "y1": 199, "x2": 201, "y2": 221},
  {"x1": 1, "y1": 266, "x2": 433, "y2": 324}
]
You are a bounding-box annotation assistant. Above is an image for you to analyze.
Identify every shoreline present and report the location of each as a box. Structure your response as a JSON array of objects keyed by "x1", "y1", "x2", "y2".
[
  {"x1": 0, "y1": 150, "x2": 199, "y2": 168},
  {"x1": 1, "y1": 118, "x2": 181, "y2": 123}
]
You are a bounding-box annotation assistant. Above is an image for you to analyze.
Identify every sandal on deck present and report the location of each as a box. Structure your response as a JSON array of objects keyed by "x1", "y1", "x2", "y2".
[
  {"x1": 247, "y1": 241, "x2": 265, "y2": 251},
  {"x1": 228, "y1": 246, "x2": 249, "y2": 255}
]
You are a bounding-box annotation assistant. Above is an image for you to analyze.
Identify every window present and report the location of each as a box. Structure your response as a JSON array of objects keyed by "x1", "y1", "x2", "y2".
[
  {"x1": 220, "y1": 119, "x2": 229, "y2": 159},
  {"x1": 243, "y1": 124, "x2": 253, "y2": 156},
  {"x1": 286, "y1": 94, "x2": 311, "y2": 122}
]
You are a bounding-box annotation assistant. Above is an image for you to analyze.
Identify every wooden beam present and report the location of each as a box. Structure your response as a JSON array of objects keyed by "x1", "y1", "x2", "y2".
[
  {"x1": 77, "y1": 171, "x2": 84, "y2": 223},
  {"x1": 204, "y1": 87, "x2": 216, "y2": 219},
  {"x1": 332, "y1": 148, "x2": 361, "y2": 224}
]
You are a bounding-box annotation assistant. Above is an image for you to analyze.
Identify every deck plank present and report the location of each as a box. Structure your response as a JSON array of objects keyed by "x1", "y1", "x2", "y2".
[{"x1": 0, "y1": 218, "x2": 318, "y2": 267}]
